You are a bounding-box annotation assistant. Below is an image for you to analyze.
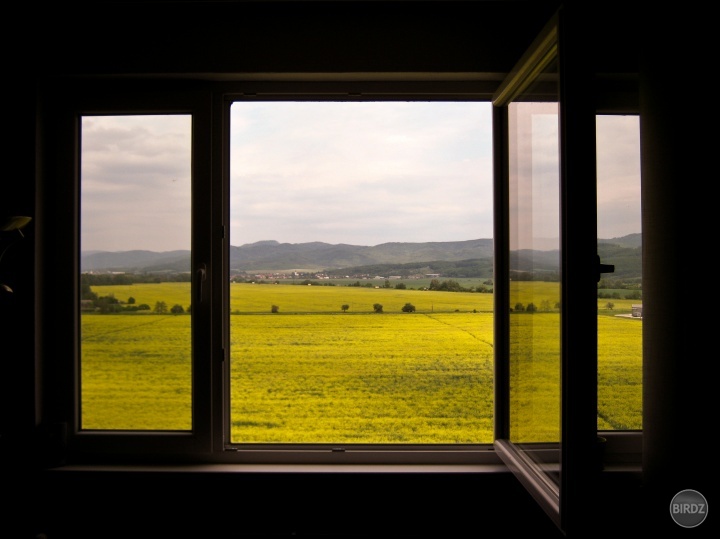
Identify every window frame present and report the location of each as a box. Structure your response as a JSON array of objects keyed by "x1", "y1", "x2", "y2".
[
  {"x1": 217, "y1": 86, "x2": 502, "y2": 464},
  {"x1": 45, "y1": 81, "x2": 215, "y2": 460},
  {"x1": 51, "y1": 78, "x2": 507, "y2": 465},
  {"x1": 491, "y1": 10, "x2": 643, "y2": 533},
  {"x1": 44, "y1": 77, "x2": 641, "y2": 468}
]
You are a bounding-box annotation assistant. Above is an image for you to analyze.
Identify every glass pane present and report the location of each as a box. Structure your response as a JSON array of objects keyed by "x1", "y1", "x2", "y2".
[
  {"x1": 493, "y1": 17, "x2": 563, "y2": 522},
  {"x1": 508, "y1": 101, "x2": 561, "y2": 447},
  {"x1": 80, "y1": 115, "x2": 192, "y2": 430},
  {"x1": 229, "y1": 101, "x2": 494, "y2": 444},
  {"x1": 596, "y1": 115, "x2": 642, "y2": 431}
]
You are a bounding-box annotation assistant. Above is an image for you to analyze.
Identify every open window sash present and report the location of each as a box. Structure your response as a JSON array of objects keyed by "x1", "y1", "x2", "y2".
[{"x1": 493, "y1": 9, "x2": 600, "y2": 535}]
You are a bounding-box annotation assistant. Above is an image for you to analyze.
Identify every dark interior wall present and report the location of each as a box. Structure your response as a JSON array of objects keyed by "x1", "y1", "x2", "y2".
[
  {"x1": 33, "y1": 470, "x2": 565, "y2": 538},
  {"x1": 2, "y1": 18, "x2": 40, "y2": 474},
  {"x1": 38, "y1": 1, "x2": 561, "y2": 77},
  {"x1": 28, "y1": 468, "x2": 670, "y2": 538},
  {"x1": 639, "y1": 5, "x2": 712, "y2": 520}
]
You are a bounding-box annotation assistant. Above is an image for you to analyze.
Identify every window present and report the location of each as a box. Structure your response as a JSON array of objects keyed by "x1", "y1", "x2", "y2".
[
  {"x1": 63, "y1": 79, "x2": 641, "y2": 465},
  {"x1": 596, "y1": 114, "x2": 642, "y2": 432},
  {"x1": 506, "y1": 100, "x2": 562, "y2": 449},
  {"x1": 491, "y1": 13, "x2": 643, "y2": 533},
  {"x1": 80, "y1": 114, "x2": 193, "y2": 431},
  {"x1": 68, "y1": 89, "x2": 503, "y2": 462},
  {"x1": 495, "y1": 44, "x2": 565, "y2": 506},
  {"x1": 228, "y1": 101, "x2": 495, "y2": 445},
  {"x1": 62, "y1": 88, "x2": 214, "y2": 457}
]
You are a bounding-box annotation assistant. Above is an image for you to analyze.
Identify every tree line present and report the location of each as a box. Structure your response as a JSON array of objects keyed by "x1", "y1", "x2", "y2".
[
  {"x1": 81, "y1": 285, "x2": 190, "y2": 315},
  {"x1": 81, "y1": 272, "x2": 191, "y2": 286}
]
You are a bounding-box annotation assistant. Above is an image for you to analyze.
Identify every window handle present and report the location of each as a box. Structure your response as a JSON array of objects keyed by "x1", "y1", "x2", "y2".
[
  {"x1": 196, "y1": 263, "x2": 207, "y2": 304},
  {"x1": 596, "y1": 255, "x2": 614, "y2": 283}
]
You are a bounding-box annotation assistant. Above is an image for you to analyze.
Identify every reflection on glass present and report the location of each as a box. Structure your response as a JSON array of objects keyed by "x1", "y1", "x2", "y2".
[
  {"x1": 79, "y1": 115, "x2": 192, "y2": 430},
  {"x1": 489, "y1": 16, "x2": 563, "y2": 512},
  {"x1": 508, "y1": 102, "x2": 561, "y2": 447},
  {"x1": 596, "y1": 115, "x2": 642, "y2": 431}
]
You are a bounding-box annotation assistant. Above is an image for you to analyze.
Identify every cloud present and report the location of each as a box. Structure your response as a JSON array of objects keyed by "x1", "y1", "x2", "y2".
[
  {"x1": 81, "y1": 115, "x2": 192, "y2": 252},
  {"x1": 230, "y1": 101, "x2": 494, "y2": 246},
  {"x1": 78, "y1": 104, "x2": 641, "y2": 253},
  {"x1": 596, "y1": 115, "x2": 642, "y2": 239}
]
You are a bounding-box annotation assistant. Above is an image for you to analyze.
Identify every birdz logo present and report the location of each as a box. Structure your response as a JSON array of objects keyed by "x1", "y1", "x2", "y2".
[{"x1": 670, "y1": 489, "x2": 708, "y2": 528}]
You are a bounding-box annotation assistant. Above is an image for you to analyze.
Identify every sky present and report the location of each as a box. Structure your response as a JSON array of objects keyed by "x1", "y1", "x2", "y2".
[
  {"x1": 80, "y1": 104, "x2": 641, "y2": 252},
  {"x1": 596, "y1": 114, "x2": 642, "y2": 239}
]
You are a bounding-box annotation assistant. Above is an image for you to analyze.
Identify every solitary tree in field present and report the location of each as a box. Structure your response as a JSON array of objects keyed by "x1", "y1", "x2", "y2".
[
  {"x1": 127, "y1": 296, "x2": 136, "y2": 305},
  {"x1": 170, "y1": 304, "x2": 184, "y2": 314},
  {"x1": 373, "y1": 303, "x2": 383, "y2": 313},
  {"x1": 341, "y1": 304, "x2": 349, "y2": 312},
  {"x1": 606, "y1": 302, "x2": 614, "y2": 310},
  {"x1": 401, "y1": 303, "x2": 416, "y2": 313},
  {"x1": 271, "y1": 305, "x2": 279, "y2": 313},
  {"x1": 154, "y1": 300, "x2": 168, "y2": 314}
]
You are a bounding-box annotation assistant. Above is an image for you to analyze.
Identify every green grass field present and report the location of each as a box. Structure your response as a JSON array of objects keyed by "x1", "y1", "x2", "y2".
[{"x1": 81, "y1": 282, "x2": 642, "y2": 441}]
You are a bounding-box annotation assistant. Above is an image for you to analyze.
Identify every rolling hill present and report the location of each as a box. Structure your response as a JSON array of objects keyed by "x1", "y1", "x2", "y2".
[{"x1": 80, "y1": 234, "x2": 641, "y2": 279}]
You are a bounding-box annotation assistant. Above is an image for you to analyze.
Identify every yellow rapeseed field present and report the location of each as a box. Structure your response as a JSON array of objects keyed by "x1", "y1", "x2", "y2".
[{"x1": 82, "y1": 282, "x2": 642, "y2": 440}]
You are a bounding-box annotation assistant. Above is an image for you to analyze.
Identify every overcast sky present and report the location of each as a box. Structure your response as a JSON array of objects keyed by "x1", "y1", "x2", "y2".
[
  {"x1": 596, "y1": 114, "x2": 642, "y2": 239},
  {"x1": 80, "y1": 104, "x2": 640, "y2": 252}
]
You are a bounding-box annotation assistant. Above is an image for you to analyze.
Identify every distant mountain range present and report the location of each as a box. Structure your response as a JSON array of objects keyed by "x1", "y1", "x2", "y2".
[{"x1": 81, "y1": 233, "x2": 641, "y2": 278}]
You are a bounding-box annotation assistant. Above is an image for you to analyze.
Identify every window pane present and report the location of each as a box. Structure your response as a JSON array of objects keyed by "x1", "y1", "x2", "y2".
[
  {"x1": 80, "y1": 115, "x2": 192, "y2": 430},
  {"x1": 596, "y1": 115, "x2": 642, "y2": 431},
  {"x1": 229, "y1": 101, "x2": 494, "y2": 444},
  {"x1": 507, "y1": 101, "x2": 561, "y2": 445}
]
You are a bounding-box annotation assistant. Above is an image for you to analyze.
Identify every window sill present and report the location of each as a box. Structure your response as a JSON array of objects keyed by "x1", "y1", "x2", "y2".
[
  {"x1": 41, "y1": 461, "x2": 641, "y2": 477},
  {"x1": 43, "y1": 462, "x2": 510, "y2": 474}
]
